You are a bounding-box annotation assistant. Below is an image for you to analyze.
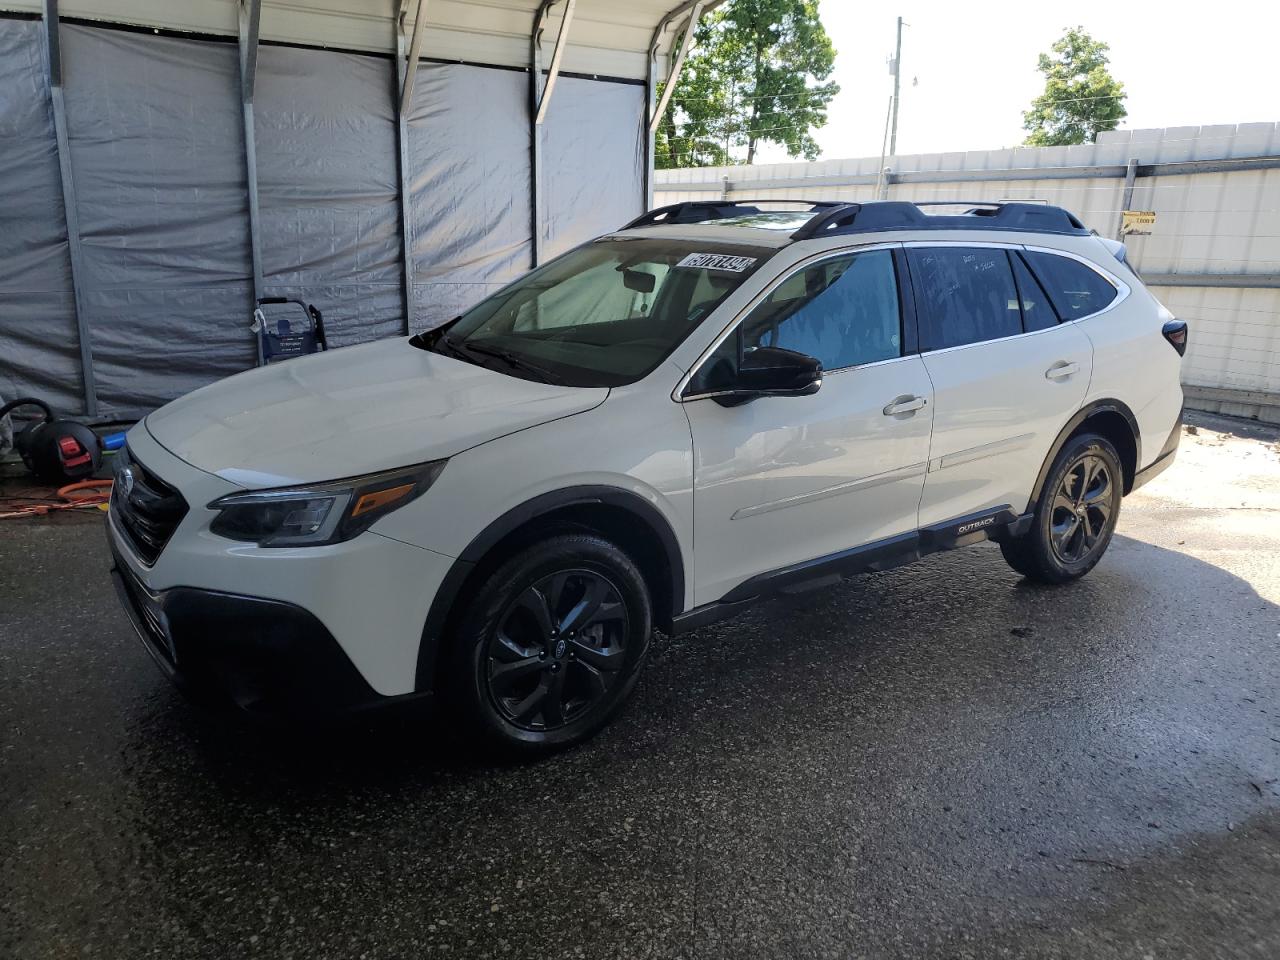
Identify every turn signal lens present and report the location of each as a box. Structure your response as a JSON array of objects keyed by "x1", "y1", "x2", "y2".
[{"x1": 351, "y1": 482, "x2": 415, "y2": 518}]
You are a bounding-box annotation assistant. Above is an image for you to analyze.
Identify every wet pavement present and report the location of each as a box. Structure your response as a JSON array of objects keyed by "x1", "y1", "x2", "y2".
[{"x1": 3, "y1": 414, "x2": 1279, "y2": 959}]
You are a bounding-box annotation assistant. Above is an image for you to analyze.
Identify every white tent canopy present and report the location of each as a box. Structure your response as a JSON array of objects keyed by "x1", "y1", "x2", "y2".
[{"x1": 0, "y1": 0, "x2": 712, "y2": 78}]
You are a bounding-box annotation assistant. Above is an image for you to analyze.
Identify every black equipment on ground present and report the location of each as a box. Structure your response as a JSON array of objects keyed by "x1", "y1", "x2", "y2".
[
  {"x1": 255, "y1": 297, "x2": 329, "y2": 364},
  {"x1": 0, "y1": 397, "x2": 103, "y2": 483}
]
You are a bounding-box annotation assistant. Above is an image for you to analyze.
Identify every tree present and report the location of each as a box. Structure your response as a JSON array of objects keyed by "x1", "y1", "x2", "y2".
[
  {"x1": 1023, "y1": 27, "x2": 1127, "y2": 146},
  {"x1": 655, "y1": 0, "x2": 838, "y2": 169}
]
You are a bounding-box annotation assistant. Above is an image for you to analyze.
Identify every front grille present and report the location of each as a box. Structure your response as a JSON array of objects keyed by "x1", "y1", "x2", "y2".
[{"x1": 111, "y1": 446, "x2": 188, "y2": 566}]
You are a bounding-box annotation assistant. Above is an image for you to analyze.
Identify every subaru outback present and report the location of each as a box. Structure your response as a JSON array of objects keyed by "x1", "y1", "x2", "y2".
[{"x1": 107, "y1": 200, "x2": 1187, "y2": 753}]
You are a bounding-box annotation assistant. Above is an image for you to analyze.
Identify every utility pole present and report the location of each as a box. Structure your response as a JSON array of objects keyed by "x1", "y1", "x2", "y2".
[
  {"x1": 888, "y1": 15, "x2": 903, "y2": 156},
  {"x1": 875, "y1": 93, "x2": 892, "y2": 200}
]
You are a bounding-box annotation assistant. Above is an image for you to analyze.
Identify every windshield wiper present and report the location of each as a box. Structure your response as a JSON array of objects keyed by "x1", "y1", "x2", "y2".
[
  {"x1": 431, "y1": 332, "x2": 470, "y2": 361},
  {"x1": 447, "y1": 337, "x2": 560, "y2": 384}
]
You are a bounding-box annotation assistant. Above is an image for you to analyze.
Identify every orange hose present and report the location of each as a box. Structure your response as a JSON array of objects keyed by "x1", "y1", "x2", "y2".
[
  {"x1": 58, "y1": 479, "x2": 114, "y2": 502},
  {"x1": 0, "y1": 478, "x2": 113, "y2": 520}
]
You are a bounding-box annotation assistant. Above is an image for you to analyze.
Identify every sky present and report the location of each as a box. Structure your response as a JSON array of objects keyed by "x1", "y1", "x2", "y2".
[{"x1": 754, "y1": 0, "x2": 1280, "y2": 164}]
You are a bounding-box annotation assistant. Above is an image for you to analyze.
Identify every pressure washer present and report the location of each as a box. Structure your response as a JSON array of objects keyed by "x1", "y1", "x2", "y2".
[{"x1": 0, "y1": 397, "x2": 105, "y2": 484}]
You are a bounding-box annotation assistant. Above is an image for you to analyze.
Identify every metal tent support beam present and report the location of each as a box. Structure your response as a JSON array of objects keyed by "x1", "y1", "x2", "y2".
[
  {"x1": 1114, "y1": 157, "x2": 1138, "y2": 240},
  {"x1": 42, "y1": 0, "x2": 97, "y2": 417},
  {"x1": 238, "y1": 0, "x2": 264, "y2": 364},
  {"x1": 529, "y1": 0, "x2": 576, "y2": 267},
  {"x1": 649, "y1": 2, "x2": 703, "y2": 138},
  {"x1": 660, "y1": 154, "x2": 1280, "y2": 195},
  {"x1": 643, "y1": 0, "x2": 707, "y2": 210},
  {"x1": 395, "y1": 0, "x2": 428, "y2": 333}
]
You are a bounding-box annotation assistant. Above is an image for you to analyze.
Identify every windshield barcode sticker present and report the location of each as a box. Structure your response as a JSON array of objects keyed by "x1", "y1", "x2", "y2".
[{"x1": 676, "y1": 253, "x2": 758, "y2": 273}]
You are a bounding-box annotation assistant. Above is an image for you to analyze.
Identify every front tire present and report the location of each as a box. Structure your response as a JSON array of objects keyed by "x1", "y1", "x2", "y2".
[
  {"x1": 448, "y1": 533, "x2": 652, "y2": 754},
  {"x1": 1001, "y1": 432, "x2": 1123, "y2": 584}
]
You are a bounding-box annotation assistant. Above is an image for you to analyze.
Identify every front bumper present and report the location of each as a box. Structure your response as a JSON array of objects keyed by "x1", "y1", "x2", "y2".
[
  {"x1": 106, "y1": 422, "x2": 456, "y2": 700},
  {"x1": 109, "y1": 536, "x2": 394, "y2": 715}
]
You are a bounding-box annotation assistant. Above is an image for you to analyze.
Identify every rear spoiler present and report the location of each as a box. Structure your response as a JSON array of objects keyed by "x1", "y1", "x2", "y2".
[{"x1": 1096, "y1": 236, "x2": 1131, "y2": 267}]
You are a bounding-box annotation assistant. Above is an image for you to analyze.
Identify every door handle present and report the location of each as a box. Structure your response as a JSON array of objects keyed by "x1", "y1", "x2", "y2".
[
  {"x1": 1045, "y1": 361, "x2": 1080, "y2": 381},
  {"x1": 883, "y1": 395, "x2": 927, "y2": 416}
]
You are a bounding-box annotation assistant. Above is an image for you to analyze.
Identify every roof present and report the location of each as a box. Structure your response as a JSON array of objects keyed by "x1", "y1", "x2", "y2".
[{"x1": 1, "y1": 0, "x2": 727, "y2": 80}]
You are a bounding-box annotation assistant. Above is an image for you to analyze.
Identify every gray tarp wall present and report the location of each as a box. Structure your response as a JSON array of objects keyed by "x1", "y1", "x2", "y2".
[
  {"x1": 408, "y1": 62, "x2": 532, "y2": 328},
  {"x1": 62, "y1": 25, "x2": 253, "y2": 412},
  {"x1": 258, "y1": 44, "x2": 405, "y2": 349},
  {"x1": 0, "y1": 20, "x2": 82, "y2": 414},
  {"x1": 0, "y1": 16, "x2": 644, "y2": 418}
]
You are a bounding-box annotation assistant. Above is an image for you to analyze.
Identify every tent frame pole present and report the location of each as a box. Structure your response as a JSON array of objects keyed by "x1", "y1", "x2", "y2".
[
  {"x1": 395, "y1": 0, "x2": 428, "y2": 333},
  {"x1": 42, "y1": 0, "x2": 97, "y2": 417},
  {"x1": 529, "y1": 0, "x2": 576, "y2": 268},
  {"x1": 644, "y1": 0, "x2": 707, "y2": 212},
  {"x1": 237, "y1": 0, "x2": 264, "y2": 365}
]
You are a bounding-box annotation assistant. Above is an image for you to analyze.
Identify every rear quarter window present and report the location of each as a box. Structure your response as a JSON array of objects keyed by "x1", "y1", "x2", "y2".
[{"x1": 1023, "y1": 251, "x2": 1120, "y2": 321}]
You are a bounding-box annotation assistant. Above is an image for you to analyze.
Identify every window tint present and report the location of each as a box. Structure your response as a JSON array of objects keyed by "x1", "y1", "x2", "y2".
[
  {"x1": 908, "y1": 247, "x2": 1022, "y2": 350},
  {"x1": 739, "y1": 249, "x2": 902, "y2": 371},
  {"x1": 1023, "y1": 251, "x2": 1119, "y2": 320},
  {"x1": 1010, "y1": 252, "x2": 1058, "y2": 332}
]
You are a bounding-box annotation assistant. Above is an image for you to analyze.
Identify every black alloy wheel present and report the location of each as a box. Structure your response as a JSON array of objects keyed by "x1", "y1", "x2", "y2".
[
  {"x1": 1049, "y1": 453, "x2": 1114, "y2": 564},
  {"x1": 449, "y1": 533, "x2": 652, "y2": 753},
  {"x1": 1000, "y1": 432, "x2": 1123, "y2": 584},
  {"x1": 485, "y1": 569, "x2": 629, "y2": 731}
]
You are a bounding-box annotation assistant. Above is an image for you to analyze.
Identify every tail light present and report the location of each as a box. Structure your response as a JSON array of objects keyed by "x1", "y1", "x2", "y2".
[{"x1": 1162, "y1": 319, "x2": 1188, "y2": 356}]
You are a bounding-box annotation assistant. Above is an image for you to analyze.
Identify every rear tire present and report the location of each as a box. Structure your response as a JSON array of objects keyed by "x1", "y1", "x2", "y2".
[
  {"x1": 446, "y1": 533, "x2": 652, "y2": 755},
  {"x1": 1001, "y1": 432, "x2": 1123, "y2": 584}
]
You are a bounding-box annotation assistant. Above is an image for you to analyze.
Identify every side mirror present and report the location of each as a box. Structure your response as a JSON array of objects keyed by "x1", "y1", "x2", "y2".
[{"x1": 714, "y1": 346, "x2": 822, "y2": 407}]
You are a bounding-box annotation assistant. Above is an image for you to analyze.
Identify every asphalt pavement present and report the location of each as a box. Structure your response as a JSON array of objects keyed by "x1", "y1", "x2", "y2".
[{"x1": 3, "y1": 412, "x2": 1279, "y2": 959}]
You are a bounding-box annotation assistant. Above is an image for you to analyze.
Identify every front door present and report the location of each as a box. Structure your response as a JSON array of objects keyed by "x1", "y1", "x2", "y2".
[{"x1": 681, "y1": 246, "x2": 934, "y2": 607}]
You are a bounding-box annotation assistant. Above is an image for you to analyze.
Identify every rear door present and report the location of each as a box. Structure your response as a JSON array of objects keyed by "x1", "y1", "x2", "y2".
[{"x1": 907, "y1": 243, "x2": 1093, "y2": 529}]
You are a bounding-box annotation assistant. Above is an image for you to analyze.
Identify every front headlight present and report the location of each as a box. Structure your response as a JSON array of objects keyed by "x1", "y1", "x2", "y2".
[{"x1": 208, "y1": 460, "x2": 446, "y2": 547}]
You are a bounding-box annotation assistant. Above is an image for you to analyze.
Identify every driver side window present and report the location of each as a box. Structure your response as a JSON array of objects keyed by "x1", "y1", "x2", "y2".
[{"x1": 690, "y1": 249, "x2": 903, "y2": 394}]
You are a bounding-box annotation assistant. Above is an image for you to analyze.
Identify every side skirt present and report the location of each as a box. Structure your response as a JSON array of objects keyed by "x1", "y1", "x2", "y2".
[{"x1": 669, "y1": 505, "x2": 1029, "y2": 636}]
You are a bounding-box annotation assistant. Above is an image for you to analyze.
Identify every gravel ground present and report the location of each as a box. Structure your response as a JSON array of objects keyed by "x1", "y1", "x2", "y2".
[{"x1": 2, "y1": 412, "x2": 1279, "y2": 959}]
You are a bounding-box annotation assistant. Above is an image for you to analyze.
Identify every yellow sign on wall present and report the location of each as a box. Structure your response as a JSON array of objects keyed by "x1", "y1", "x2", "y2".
[{"x1": 1122, "y1": 210, "x2": 1156, "y2": 235}]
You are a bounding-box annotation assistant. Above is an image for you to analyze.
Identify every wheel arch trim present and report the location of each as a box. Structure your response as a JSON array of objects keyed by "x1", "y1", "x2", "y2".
[
  {"x1": 413, "y1": 485, "x2": 686, "y2": 692},
  {"x1": 1029, "y1": 398, "x2": 1142, "y2": 507}
]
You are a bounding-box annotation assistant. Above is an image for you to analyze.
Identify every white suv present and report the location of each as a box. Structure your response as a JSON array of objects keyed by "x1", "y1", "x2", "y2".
[{"x1": 107, "y1": 200, "x2": 1186, "y2": 752}]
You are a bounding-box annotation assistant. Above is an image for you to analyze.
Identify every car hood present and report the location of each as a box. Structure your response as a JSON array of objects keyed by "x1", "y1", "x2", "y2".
[{"x1": 145, "y1": 338, "x2": 609, "y2": 488}]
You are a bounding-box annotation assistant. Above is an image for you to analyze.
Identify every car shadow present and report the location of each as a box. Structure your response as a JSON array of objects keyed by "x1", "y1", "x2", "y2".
[{"x1": 128, "y1": 529, "x2": 1278, "y2": 802}]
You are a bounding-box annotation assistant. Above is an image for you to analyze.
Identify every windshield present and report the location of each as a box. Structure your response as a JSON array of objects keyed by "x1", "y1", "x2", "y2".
[{"x1": 415, "y1": 238, "x2": 774, "y2": 387}]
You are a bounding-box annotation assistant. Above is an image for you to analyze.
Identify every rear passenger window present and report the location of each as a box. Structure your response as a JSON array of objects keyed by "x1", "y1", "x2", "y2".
[
  {"x1": 908, "y1": 247, "x2": 1022, "y2": 350},
  {"x1": 1010, "y1": 252, "x2": 1058, "y2": 332},
  {"x1": 1023, "y1": 251, "x2": 1119, "y2": 320}
]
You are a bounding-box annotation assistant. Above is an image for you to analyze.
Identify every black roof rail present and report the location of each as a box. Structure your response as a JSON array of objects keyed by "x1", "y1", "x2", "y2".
[
  {"x1": 621, "y1": 199, "x2": 847, "y2": 230},
  {"x1": 620, "y1": 198, "x2": 1090, "y2": 239},
  {"x1": 790, "y1": 200, "x2": 1089, "y2": 241}
]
